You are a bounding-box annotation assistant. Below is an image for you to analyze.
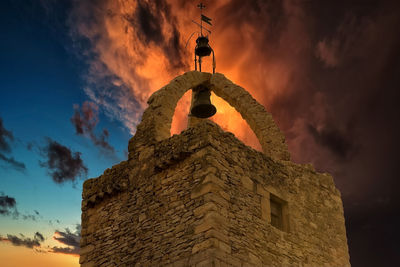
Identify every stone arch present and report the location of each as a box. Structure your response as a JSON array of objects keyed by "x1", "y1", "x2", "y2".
[{"x1": 129, "y1": 71, "x2": 290, "y2": 160}]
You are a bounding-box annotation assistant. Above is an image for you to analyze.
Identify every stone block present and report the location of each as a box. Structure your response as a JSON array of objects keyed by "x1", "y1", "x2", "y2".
[
  {"x1": 195, "y1": 259, "x2": 214, "y2": 267},
  {"x1": 203, "y1": 192, "x2": 229, "y2": 208},
  {"x1": 248, "y1": 252, "x2": 262, "y2": 265},
  {"x1": 193, "y1": 202, "x2": 218, "y2": 217},
  {"x1": 81, "y1": 262, "x2": 96, "y2": 267},
  {"x1": 80, "y1": 244, "x2": 95, "y2": 255},
  {"x1": 260, "y1": 197, "x2": 270, "y2": 221},
  {"x1": 256, "y1": 184, "x2": 269, "y2": 197},
  {"x1": 205, "y1": 229, "x2": 230, "y2": 244},
  {"x1": 218, "y1": 240, "x2": 231, "y2": 254},
  {"x1": 240, "y1": 175, "x2": 254, "y2": 191},
  {"x1": 194, "y1": 211, "x2": 226, "y2": 234},
  {"x1": 192, "y1": 238, "x2": 218, "y2": 254},
  {"x1": 191, "y1": 182, "x2": 222, "y2": 199},
  {"x1": 202, "y1": 173, "x2": 225, "y2": 189}
]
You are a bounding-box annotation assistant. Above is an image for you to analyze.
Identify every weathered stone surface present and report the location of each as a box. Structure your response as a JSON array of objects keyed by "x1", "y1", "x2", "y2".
[{"x1": 80, "y1": 71, "x2": 350, "y2": 266}]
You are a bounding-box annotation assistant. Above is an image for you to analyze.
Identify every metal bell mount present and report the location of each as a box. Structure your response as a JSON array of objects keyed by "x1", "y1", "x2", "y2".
[{"x1": 190, "y1": 2, "x2": 217, "y2": 119}]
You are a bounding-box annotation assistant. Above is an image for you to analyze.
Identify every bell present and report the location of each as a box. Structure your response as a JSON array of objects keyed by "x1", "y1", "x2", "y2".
[
  {"x1": 190, "y1": 85, "x2": 217, "y2": 118},
  {"x1": 195, "y1": 36, "x2": 212, "y2": 57}
]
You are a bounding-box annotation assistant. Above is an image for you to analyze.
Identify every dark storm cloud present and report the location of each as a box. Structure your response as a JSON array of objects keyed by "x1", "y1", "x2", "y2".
[
  {"x1": 70, "y1": 101, "x2": 115, "y2": 154},
  {"x1": 51, "y1": 224, "x2": 80, "y2": 256},
  {"x1": 0, "y1": 118, "x2": 26, "y2": 171},
  {"x1": 40, "y1": 138, "x2": 88, "y2": 184},
  {"x1": 0, "y1": 231, "x2": 45, "y2": 249},
  {"x1": 215, "y1": 1, "x2": 400, "y2": 266},
  {"x1": 307, "y1": 123, "x2": 355, "y2": 160},
  {"x1": 0, "y1": 193, "x2": 16, "y2": 215},
  {"x1": 125, "y1": 0, "x2": 186, "y2": 69},
  {"x1": 135, "y1": 1, "x2": 163, "y2": 44},
  {"x1": 218, "y1": 0, "x2": 287, "y2": 44}
]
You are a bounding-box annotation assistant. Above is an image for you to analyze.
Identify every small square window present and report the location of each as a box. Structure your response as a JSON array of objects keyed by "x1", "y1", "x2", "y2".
[
  {"x1": 270, "y1": 198, "x2": 283, "y2": 229},
  {"x1": 269, "y1": 194, "x2": 288, "y2": 231}
]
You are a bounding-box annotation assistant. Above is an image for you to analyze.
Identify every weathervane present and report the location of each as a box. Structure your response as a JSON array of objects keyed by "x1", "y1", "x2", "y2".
[
  {"x1": 189, "y1": 2, "x2": 216, "y2": 74},
  {"x1": 188, "y1": 2, "x2": 217, "y2": 119}
]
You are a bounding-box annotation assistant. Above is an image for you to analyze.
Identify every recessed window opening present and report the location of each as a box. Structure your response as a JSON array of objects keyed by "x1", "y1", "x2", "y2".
[
  {"x1": 269, "y1": 194, "x2": 288, "y2": 231},
  {"x1": 270, "y1": 198, "x2": 283, "y2": 229}
]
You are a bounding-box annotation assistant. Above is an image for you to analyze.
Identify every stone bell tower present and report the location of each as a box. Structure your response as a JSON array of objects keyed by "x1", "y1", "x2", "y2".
[
  {"x1": 79, "y1": 70, "x2": 350, "y2": 266},
  {"x1": 80, "y1": 4, "x2": 349, "y2": 266}
]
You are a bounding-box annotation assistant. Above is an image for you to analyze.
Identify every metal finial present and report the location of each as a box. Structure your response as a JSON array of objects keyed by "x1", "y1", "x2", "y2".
[{"x1": 197, "y1": 3, "x2": 206, "y2": 10}]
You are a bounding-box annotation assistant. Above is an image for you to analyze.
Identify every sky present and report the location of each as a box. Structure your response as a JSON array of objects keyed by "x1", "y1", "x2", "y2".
[{"x1": 0, "y1": 0, "x2": 399, "y2": 266}]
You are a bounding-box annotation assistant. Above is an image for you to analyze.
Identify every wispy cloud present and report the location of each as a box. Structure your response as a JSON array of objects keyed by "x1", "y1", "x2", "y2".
[
  {"x1": 0, "y1": 232, "x2": 45, "y2": 249},
  {"x1": 0, "y1": 118, "x2": 25, "y2": 171},
  {"x1": 0, "y1": 192, "x2": 39, "y2": 221},
  {"x1": 68, "y1": 0, "x2": 190, "y2": 135},
  {"x1": 70, "y1": 101, "x2": 115, "y2": 154}
]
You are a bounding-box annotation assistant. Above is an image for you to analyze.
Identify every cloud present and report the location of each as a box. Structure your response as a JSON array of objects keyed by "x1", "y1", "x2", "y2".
[
  {"x1": 34, "y1": 232, "x2": 45, "y2": 242},
  {"x1": 70, "y1": 101, "x2": 115, "y2": 153},
  {"x1": 22, "y1": 214, "x2": 37, "y2": 221},
  {"x1": 316, "y1": 39, "x2": 340, "y2": 67},
  {"x1": 51, "y1": 245, "x2": 80, "y2": 256},
  {"x1": 51, "y1": 224, "x2": 80, "y2": 256},
  {"x1": 68, "y1": 0, "x2": 190, "y2": 135},
  {"x1": 0, "y1": 118, "x2": 25, "y2": 171},
  {"x1": 307, "y1": 123, "x2": 356, "y2": 160},
  {"x1": 40, "y1": 138, "x2": 88, "y2": 184},
  {"x1": 54, "y1": 228, "x2": 80, "y2": 248},
  {"x1": 0, "y1": 232, "x2": 45, "y2": 249},
  {"x1": 0, "y1": 154, "x2": 26, "y2": 171},
  {"x1": 0, "y1": 117, "x2": 13, "y2": 152},
  {"x1": 127, "y1": 0, "x2": 187, "y2": 70},
  {"x1": 0, "y1": 192, "x2": 40, "y2": 221},
  {"x1": 0, "y1": 193, "x2": 17, "y2": 216}
]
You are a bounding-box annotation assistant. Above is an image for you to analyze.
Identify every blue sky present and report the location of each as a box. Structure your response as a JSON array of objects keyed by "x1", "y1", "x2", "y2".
[{"x1": 0, "y1": 1, "x2": 129, "y2": 263}]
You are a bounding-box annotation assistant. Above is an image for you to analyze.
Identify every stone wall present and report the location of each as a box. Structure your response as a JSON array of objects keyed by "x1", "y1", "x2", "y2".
[{"x1": 81, "y1": 121, "x2": 350, "y2": 266}]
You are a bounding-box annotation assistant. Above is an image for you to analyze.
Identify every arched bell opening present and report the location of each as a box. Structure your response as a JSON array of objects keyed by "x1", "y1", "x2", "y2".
[
  {"x1": 171, "y1": 90, "x2": 192, "y2": 136},
  {"x1": 130, "y1": 71, "x2": 289, "y2": 161},
  {"x1": 208, "y1": 92, "x2": 262, "y2": 151},
  {"x1": 170, "y1": 90, "x2": 262, "y2": 152}
]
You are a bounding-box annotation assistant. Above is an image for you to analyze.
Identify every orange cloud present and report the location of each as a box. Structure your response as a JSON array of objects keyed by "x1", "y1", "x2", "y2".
[
  {"x1": 69, "y1": 0, "x2": 309, "y2": 152},
  {"x1": 69, "y1": 0, "x2": 371, "y2": 168}
]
